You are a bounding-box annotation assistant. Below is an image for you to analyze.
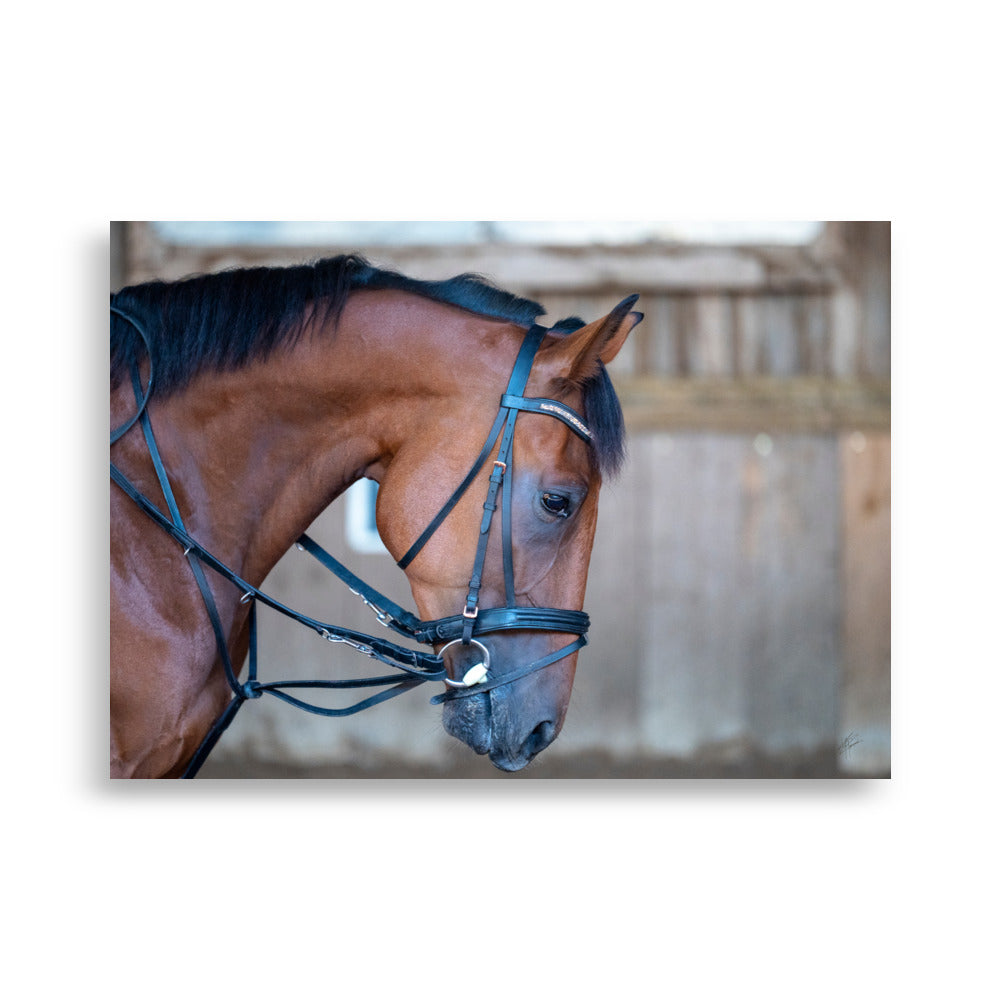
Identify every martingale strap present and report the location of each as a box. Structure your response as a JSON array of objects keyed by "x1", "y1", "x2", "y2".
[
  {"x1": 111, "y1": 308, "x2": 594, "y2": 777},
  {"x1": 294, "y1": 532, "x2": 589, "y2": 643}
]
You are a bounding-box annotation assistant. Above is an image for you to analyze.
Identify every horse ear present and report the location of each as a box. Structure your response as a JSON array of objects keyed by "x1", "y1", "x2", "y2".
[{"x1": 538, "y1": 295, "x2": 643, "y2": 385}]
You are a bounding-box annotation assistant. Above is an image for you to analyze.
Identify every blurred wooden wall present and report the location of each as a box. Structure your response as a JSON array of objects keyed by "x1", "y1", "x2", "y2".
[{"x1": 111, "y1": 222, "x2": 890, "y2": 776}]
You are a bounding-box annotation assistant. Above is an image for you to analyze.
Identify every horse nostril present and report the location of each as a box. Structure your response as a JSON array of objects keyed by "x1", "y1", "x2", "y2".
[{"x1": 522, "y1": 720, "x2": 556, "y2": 760}]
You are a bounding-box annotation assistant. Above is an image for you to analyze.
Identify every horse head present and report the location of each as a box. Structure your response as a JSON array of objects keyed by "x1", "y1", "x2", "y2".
[{"x1": 374, "y1": 297, "x2": 641, "y2": 770}]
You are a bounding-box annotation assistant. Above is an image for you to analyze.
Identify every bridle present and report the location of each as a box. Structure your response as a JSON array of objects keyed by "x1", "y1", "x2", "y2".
[
  {"x1": 110, "y1": 306, "x2": 592, "y2": 777},
  {"x1": 399, "y1": 322, "x2": 591, "y2": 699}
]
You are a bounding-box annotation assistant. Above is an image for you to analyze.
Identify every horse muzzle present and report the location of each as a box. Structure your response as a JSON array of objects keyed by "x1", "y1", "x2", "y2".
[{"x1": 437, "y1": 631, "x2": 580, "y2": 770}]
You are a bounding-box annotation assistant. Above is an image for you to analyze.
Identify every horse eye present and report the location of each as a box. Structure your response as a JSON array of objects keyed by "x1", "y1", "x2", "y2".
[{"x1": 541, "y1": 492, "x2": 571, "y2": 517}]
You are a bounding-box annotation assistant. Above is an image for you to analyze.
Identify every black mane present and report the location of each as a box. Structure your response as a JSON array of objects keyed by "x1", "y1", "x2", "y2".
[
  {"x1": 110, "y1": 254, "x2": 543, "y2": 394},
  {"x1": 110, "y1": 254, "x2": 625, "y2": 477}
]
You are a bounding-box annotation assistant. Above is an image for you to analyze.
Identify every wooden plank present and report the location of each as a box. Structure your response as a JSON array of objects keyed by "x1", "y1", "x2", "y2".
[
  {"x1": 858, "y1": 222, "x2": 891, "y2": 378},
  {"x1": 800, "y1": 293, "x2": 830, "y2": 376},
  {"x1": 829, "y1": 286, "x2": 860, "y2": 377},
  {"x1": 733, "y1": 294, "x2": 765, "y2": 376},
  {"x1": 638, "y1": 434, "x2": 747, "y2": 755},
  {"x1": 839, "y1": 431, "x2": 891, "y2": 774},
  {"x1": 762, "y1": 295, "x2": 799, "y2": 375},
  {"x1": 636, "y1": 432, "x2": 842, "y2": 759},
  {"x1": 691, "y1": 294, "x2": 734, "y2": 376},
  {"x1": 616, "y1": 376, "x2": 891, "y2": 433},
  {"x1": 674, "y1": 295, "x2": 696, "y2": 375},
  {"x1": 738, "y1": 434, "x2": 842, "y2": 753},
  {"x1": 632, "y1": 294, "x2": 677, "y2": 377}
]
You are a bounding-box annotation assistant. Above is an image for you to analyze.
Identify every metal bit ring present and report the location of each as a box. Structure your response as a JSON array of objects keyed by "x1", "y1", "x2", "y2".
[{"x1": 439, "y1": 638, "x2": 491, "y2": 688}]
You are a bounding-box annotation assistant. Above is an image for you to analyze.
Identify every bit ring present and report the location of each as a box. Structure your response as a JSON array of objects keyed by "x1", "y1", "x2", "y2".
[{"x1": 439, "y1": 638, "x2": 491, "y2": 688}]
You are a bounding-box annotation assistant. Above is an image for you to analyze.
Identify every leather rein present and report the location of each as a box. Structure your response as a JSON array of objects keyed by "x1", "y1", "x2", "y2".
[{"x1": 110, "y1": 307, "x2": 591, "y2": 777}]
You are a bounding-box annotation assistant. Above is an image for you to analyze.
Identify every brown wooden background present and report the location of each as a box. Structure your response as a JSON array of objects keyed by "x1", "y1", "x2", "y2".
[{"x1": 111, "y1": 222, "x2": 890, "y2": 777}]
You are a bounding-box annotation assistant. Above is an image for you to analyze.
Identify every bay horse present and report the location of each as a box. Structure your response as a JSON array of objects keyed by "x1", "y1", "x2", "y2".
[{"x1": 110, "y1": 254, "x2": 641, "y2": 778}]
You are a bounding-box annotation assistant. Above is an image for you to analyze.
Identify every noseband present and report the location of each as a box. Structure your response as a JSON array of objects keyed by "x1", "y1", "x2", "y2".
[{"x1": 111, "y1": 309, "x2": 591, "y2": 776}]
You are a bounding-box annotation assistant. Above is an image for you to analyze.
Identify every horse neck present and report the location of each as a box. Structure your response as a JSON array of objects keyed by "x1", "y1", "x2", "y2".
[{"x1": 132, "y1": 290, "x2": 520, "y2": 587}]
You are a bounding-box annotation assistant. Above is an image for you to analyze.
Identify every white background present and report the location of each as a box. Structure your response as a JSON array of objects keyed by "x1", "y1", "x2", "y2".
[{"x1": 4, "y1": 2, "x2": 996, "y2": 997}]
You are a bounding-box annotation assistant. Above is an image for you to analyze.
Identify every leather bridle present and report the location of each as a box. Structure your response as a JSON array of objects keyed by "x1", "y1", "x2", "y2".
[{"x1": 110, "y1": 307, "x2": 592, "y2": 777}]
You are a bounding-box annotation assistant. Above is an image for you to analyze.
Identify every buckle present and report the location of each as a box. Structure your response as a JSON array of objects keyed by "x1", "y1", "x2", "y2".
[{"x1": 462, "y1": 605, "x2": 479, "y2": 620}]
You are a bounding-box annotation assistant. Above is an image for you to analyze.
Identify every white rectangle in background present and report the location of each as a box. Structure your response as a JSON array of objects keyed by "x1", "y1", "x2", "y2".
[{"x1": 345, "y1": 479, "x2": 387, "y2": 555}]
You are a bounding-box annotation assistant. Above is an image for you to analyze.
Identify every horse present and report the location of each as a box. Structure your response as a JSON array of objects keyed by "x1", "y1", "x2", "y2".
[{"x1": 110, "y1": 254, "x2": 641, "y2": 778}]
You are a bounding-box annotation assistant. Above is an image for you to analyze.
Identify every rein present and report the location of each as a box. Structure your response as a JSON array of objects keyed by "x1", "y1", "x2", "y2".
[{"x1": 110, "y1": 307, "x2": 591, "y2": 777}]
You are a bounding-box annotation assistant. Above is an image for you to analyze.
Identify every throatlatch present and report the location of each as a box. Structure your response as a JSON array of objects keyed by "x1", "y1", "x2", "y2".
[{"x1": 111, "y1": 309, "x2": 592, "y2": 777}]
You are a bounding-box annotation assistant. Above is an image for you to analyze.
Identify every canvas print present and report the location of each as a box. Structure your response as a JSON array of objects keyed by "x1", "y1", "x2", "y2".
[{"x1": 110, "y1": 222, "x2": 890, "y2": 779}]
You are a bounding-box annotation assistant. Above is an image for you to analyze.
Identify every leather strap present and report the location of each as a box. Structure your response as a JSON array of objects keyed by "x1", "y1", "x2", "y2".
[
  {"x1": 130, "y1": 362, "x2": 245, "y2": 700},
  {"x1": 417, "y1": 606, "x2": 589, "y2": 642},
  {"x1": 396, "y1": 406, "x2": 508, "y2": 571},
  {"x1": 295, "y1": 532, "x2": 426, "y2": 639},
  {"x1": 110, "y1": 306, "x2": 155, "y2": 445}
]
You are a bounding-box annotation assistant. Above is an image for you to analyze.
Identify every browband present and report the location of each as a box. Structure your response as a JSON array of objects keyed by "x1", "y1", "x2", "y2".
[{"x1": 499, "y1": 394, "x2": 592, "y2": 441}]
